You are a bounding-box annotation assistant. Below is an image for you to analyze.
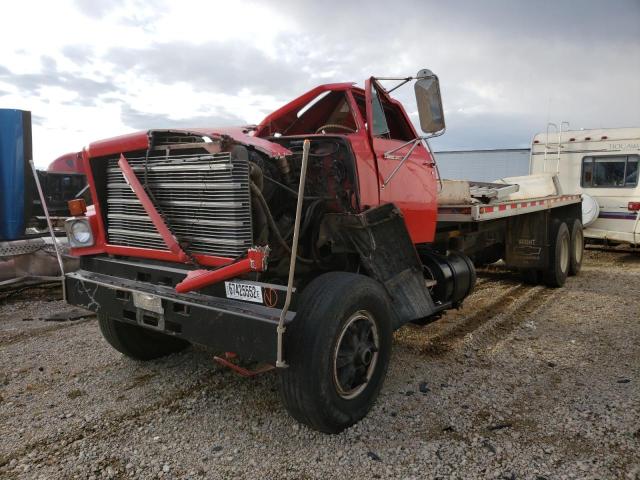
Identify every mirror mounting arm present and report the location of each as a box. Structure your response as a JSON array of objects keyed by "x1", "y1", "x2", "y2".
[
  {"x1": 374, "y1": 68, "x2": 446, "y2": 190},
  {"x1": 372, "y1": 73, "x2": 435, "y2": 94},
  {"x1": 381, "y1": 129, "x2": 445, "y2": 189}
]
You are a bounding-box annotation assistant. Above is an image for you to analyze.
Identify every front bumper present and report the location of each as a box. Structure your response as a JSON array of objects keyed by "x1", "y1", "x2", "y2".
[{"x1": 65, "y1": 256, "x2": 295, "y2": 364}]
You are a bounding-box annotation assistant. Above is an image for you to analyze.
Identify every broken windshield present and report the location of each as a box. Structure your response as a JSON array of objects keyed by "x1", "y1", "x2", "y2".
[{"x1": 283, "y1": 91, "x2": 357, "y2": 135}]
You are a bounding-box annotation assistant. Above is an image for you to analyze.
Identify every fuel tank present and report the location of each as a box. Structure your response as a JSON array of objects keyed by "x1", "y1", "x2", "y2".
[{"x1": 421, "y1": 250, "x2": 476, "y2": 307}]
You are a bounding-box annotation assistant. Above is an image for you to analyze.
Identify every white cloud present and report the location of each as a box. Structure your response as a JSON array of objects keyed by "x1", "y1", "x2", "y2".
[{"x1": 0, "y1": 0, "x2": 638, "y2": 165}]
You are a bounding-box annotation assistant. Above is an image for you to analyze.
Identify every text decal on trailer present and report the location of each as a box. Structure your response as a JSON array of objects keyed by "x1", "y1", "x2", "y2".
[{"x1": 225, "y1": 281, "x2": 264, "y2": 303}]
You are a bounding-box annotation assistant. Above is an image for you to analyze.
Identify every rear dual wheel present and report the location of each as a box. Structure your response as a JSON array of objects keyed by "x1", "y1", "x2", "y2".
[
  {"x1": 543, "y1": 220, "x2": 571, "y2": 287},
  {"x1": 568, "y1": 218, "x2": 584, "y2": 276},
  {"x1": 280, "y1": 272, "x2": 392, "y2": 434},
  {"x1": 521, "y1": 218, "x2": 582, "y2": 287}
]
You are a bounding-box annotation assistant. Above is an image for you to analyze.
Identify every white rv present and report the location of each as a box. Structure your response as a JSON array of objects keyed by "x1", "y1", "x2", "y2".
[{"x1": 529, "y1": 126, "x2": 640, "y2": 246}]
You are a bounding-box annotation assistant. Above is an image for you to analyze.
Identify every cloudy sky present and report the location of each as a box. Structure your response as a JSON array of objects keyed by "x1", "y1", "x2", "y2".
[{"x1": 1, "y1": 0, "x2": 638, "y2": 167}]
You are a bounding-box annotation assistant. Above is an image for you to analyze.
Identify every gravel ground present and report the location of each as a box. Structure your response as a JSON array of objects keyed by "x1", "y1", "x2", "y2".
[{"x1": 0, "y1": 248, "x2": 638, "y2": 479}]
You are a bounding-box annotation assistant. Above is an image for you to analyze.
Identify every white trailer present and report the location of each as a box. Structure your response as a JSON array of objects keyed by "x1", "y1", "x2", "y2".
[{"x1": 529, "y1": 126, "x2": 640, "y2": 246}]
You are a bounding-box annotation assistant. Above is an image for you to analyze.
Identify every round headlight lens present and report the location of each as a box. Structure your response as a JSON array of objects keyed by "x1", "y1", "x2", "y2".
[{"x1": 71, "y1": 221, "x2": 92, "y2": 244}]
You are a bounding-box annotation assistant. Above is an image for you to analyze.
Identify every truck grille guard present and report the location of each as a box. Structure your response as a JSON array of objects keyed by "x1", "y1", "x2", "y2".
[
  {"x1": 117, "y1": 154, "x2": 190, "y2": 263},
  {"x1": 106, "y1": 150, "x2": 253, "y2": 258},
  {"x1": 116, "y1": 153, "x2": 268, "y2": 293}
]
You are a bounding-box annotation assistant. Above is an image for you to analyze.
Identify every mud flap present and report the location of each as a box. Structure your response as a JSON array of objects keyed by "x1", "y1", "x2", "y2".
[
  {"x1": 505, "y1": 210, "x2": 549, "y2": 269},
  {"x1": 327, "y1": 203, "x2": 436, "y2": 328}
]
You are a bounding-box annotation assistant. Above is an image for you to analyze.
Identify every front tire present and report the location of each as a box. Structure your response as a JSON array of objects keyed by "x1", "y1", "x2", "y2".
[
  {"x1": 280, "y1": 272, "x2": 392, "y2": 433},
  {"x1": 98, "y1": 313, "x2": 189, "y2": 360}
]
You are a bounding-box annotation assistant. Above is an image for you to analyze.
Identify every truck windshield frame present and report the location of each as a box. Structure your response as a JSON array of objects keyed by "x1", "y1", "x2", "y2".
[{"x1": 371, "y1": 85, "x2": 391, "y2": 137}]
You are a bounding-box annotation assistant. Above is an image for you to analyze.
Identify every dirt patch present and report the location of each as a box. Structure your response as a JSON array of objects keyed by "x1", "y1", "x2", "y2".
[{"x1": 0, "y1": 249, "x2": 638, "y2": 479}]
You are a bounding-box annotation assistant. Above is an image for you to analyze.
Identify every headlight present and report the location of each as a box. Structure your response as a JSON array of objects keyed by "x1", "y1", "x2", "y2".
[{"x1": 65, "y1": 218, "x2": 94, "y2": 248}]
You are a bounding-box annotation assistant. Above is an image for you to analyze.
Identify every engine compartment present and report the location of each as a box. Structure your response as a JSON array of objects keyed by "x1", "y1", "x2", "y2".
[
  {"x1": 248, "y1": 136, "x2": 359, "y2": 279},
  {"x1": 87, "y1": 130, "x2": 361, "y2": 283}
]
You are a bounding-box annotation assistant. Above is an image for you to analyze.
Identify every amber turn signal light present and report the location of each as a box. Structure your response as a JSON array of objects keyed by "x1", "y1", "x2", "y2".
[{"x1": 68, "y1": 198, "x2": 87, "y2": 216}]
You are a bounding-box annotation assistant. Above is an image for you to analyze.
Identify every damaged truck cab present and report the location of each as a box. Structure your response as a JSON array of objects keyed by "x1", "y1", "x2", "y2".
[{"x1": 64, "y1": 70, "x2": 577, "y2": 433}]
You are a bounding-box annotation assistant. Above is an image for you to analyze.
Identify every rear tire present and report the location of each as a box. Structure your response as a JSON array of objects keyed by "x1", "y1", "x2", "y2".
[
  {"x1": 280, "y1": 272, "x2": 392, "y2": 433},
  {"x1": 569, "y1": 218, "x2": 584, "y2": 276},
  {"x1": 543, "y1": 221, "x2": 570, "y2": 288},
  {"x1": 98, "y1": 313, "x2": 189, "y2": 360}
]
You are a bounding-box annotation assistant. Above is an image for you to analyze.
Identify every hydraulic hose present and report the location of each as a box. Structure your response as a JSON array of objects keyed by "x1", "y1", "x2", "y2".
[{"x1": 249, "y1": 182, "x2": 314, "y2": 264}]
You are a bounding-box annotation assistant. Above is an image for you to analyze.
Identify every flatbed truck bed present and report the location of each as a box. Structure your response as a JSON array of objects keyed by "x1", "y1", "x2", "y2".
[
  {"x1": 437, "y1": 193, "x2": 582, "y2": 222},
  {"x1": 433, "y1": 191, "x2": 583, "y2": 287}
]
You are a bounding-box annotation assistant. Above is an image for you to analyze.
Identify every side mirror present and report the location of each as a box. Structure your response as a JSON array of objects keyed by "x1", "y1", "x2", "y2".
[{"x1": 414, "y1": 69, "x2": 445, "y2": 134}]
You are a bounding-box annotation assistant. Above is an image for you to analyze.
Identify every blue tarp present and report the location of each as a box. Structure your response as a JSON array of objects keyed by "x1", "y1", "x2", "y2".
[{"x1": 0, "y1": 109, "x2": 31, "y2": 240}]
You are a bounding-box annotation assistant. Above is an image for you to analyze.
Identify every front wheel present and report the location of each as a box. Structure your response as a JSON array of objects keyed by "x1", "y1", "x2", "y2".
[
  {"x1": 279, "y1": 272, "x2": 392, "y2": 433},
  {"x1": 98, "y1": 313, "x2": 189, "y2": 360}
]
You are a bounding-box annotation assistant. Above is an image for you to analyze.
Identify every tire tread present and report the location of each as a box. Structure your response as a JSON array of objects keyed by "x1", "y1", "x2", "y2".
[
  {"x1": 98, "y1": 313, "x2": 189, "y2": 361},
  {"x1": 279, "y1": 272, "x2": 391, "y2": 433}
]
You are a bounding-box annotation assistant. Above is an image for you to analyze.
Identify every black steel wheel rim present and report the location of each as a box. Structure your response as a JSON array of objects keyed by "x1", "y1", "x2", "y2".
[{"x1": 332, "y1": 310, "x2": 379, "y2": 399}]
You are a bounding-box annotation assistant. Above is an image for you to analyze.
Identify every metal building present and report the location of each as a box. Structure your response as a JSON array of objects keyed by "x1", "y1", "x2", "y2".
[{"x1": 434, "y1": 148, "x2": 530, "y2": 182}]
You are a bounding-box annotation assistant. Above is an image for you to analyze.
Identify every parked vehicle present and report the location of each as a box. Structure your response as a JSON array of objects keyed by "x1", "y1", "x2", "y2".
[
  {"x1": 530, "y1": 126, "x2": 640, "y2": 246},
  {"x1": 0, "y1": 111, "x2": 83, "y2": 287},
  {"x1": 63, "y1": 70, "x2": 583, "y2": 433}
]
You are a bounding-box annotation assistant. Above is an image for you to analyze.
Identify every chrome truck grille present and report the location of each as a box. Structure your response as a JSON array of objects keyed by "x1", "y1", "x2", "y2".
[{"x1": 105, "y1": 151, "x2": 252, "y2": 258}]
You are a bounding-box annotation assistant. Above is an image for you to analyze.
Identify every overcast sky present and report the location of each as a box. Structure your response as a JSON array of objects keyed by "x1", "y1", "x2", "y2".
[{"x1": 1, "y1": 0, "x2": 638, "y2": 167}]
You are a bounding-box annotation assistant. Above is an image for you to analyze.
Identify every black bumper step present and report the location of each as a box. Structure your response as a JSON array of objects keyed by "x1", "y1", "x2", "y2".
[{"x1": 66, "y1": 268, "x2": 294, "y2": 364}]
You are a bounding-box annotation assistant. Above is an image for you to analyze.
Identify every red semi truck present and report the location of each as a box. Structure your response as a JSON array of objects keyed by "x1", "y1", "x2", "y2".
[{"x1": 64, "y1": 70, "x2": 583, "y2": 433}]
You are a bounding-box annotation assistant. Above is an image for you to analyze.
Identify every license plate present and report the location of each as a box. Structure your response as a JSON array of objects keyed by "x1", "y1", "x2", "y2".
[
  {"x1": 133, "y1": 292, "x2": 164, "y2": 314},
  {"x1": 225, "y1": 281, "x2": 263, "y2": 303}
]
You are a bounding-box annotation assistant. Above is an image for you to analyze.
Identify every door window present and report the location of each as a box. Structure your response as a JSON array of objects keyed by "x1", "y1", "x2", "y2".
[
  {"x1": 581, "y1": 155, "x2": 639, "y2": 188},
  {"x1": 367, "y1": 84, "x2": 415, "y2": 141},
  {"x1": 371, "y1": 86, "x2": 390, "y2": 137}
]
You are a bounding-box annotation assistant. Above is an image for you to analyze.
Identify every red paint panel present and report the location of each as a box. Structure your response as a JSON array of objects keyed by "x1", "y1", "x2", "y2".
[
  {"x1": 347, "y1": 131, "x2": 380, "y2": 207},
  {"x1": 88, "y1": 127, "x2": 294, "y2": 160},
  {"x1": 88, "y1": 131, "x2": 149, "y2": 158},
  {"x1": 344, "y1": 90, "x2": 379, "y2": 208},
  {"x1": 102, "y1": 247, "x2": 235, "y2": 267},
  {"x1": 79, "y1": 149, "x2": 108, "y2": 251},
  {"x1": 363, "y1": 79, "x2": 437, "y2": 244},
  {"x1": 208, "y1": 126, "x2": 293, "y2": 157},
  {"x1": 192, "y1": 254, "x2": 236, "y2": 267},
  {"x1": 175, "y1": 248, "x2": 267, "y2": 293},
  {"x1": 72, "y1": 149, "x2": 240, "y2": 267},
  {"x1": 104, "y1": 245, "x2": 178, "y2": 262},
  {"x1": 176, "y1": 259, "x2": 253, "y2": 293},
  {"x1": 47, "y1": 151, "x2": 84, "y2": 174},
  {"x1": 254, "y1": 83, "x2": 355, "y2": 137}
]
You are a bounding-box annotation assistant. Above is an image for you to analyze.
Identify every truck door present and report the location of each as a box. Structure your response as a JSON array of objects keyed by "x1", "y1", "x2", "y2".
[{"x1": 365, "y1": 78, "x2": 438, "y2": 244}]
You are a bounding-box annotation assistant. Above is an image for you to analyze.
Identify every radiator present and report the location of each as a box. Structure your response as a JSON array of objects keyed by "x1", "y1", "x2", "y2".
[{"x1": 105, "y1": 151, "x2": 252, "y2": 258}]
